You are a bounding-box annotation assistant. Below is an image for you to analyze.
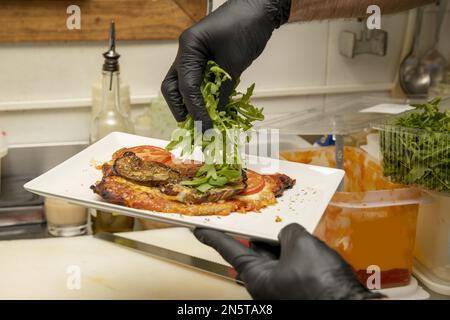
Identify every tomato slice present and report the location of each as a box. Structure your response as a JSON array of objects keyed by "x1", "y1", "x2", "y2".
[
  {"x1": 116, "y1": 146, "x2": 172, "y2": 164},
  {"x1": 240, "y1": 170, "x2": 265, "y2": 195}
]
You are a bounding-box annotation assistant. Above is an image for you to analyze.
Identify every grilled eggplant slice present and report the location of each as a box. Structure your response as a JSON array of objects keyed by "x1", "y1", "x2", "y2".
[
  {"x1": 113, "y1": 151, "x2": 181, "y2": 185},
  {"x1": 160, "y1": 182, "x2": 245, "y2": 204},
  {"x1": 270, "y1": 173, "x2": 296, "y2": 197}
]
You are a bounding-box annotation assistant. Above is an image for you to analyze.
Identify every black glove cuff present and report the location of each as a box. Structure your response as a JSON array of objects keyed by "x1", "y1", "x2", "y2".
[{"x1": 265, "y1": 0, "x2": 292, "y2": 28}]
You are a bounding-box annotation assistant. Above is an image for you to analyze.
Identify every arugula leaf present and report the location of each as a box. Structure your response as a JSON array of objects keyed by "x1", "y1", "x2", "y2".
[
  {"x1": 167, "y1": 61, "x2": 264, "y2": 192},
  {"x1": 180, "y1": 176, "x2": 209, "y2": 186},
  {"x1": 197, "y1": 183, "x2": 215, "y2": 193},
  {"x1": 208, "y1": 176, "x2": 229, "y2": 186}
]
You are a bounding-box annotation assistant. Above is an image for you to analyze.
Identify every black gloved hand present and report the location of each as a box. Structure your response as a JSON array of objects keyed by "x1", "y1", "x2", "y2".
[
  {"x1": 161, "y1": 0, "x2": 292, "y2": 131},
  {"x1": 194, "y1": 224, "x2": 385, "y2": 300}
]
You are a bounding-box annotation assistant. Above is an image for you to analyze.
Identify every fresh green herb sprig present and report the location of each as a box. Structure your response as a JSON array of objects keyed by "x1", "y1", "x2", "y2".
[
  {"x1": 380, "y1": 98, "x2": 450, "y2": 192},
  {"x1": 394, "y1": 98, "x2": 450, "y2": 132},
  {"x1": 166, "y1": 61, "x2": 264, "y2": 192}
]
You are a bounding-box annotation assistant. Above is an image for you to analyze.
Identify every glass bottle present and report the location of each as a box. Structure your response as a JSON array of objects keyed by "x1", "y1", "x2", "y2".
[
  {"x1": 89, "y1": 21, "x2": 135, "y2": 233},
  {"x1": 90, "y1": 70, "x2": 129, "y2": 142},
  {"x1": 90, "y1": 22, "x2": 133, "y2": 143}
]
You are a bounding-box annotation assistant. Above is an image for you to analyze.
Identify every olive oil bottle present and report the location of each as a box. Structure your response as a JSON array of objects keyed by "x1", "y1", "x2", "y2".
[{"x1": 89, "y1": 21, "x2": 134, "y2": 233}]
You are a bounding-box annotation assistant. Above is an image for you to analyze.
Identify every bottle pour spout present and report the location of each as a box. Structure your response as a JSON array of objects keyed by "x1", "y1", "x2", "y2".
[{"x1": 103, "y1": 20, "x2": 120, "y2": 72}]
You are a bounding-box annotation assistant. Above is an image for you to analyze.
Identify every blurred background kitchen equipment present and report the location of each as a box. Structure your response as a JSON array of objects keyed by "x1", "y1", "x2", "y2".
[
  {"x1": 430, "y1": 69, "x2": 450, "y2": 96},
  {"x1": 133, "y1": 106, "x2": 153, "y2": 138},
  {"x1": 134, "y1": 94, "x2": 178, "y2": 140},
  {"x1": 420, "y1": 0, "x2": 448, "y2": 88},
  {"x1": 399, "y1": 8, "x2": 431, "y2": 97}
]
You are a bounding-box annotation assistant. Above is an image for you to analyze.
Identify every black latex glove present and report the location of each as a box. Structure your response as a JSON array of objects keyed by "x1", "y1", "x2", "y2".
[
  {"x1": 194, "y1": 224, "x2": 385, "y2": 300},
  {"x1": 161, "y1": 0, "x2": 292, "y2": 131}
]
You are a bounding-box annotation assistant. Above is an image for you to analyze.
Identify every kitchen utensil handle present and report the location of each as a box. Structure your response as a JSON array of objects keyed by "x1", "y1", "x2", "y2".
[
  {"x1": 435, "y1": 0, "x2": 448, "y2": 43},
  {"x1": 413, "y1": 7, "x2": 424, "y2": 53}
]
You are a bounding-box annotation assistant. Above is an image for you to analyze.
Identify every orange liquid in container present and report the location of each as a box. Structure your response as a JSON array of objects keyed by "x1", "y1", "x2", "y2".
[{"x1": 281, "y1": 147, "x2": 421, "y2": 288}]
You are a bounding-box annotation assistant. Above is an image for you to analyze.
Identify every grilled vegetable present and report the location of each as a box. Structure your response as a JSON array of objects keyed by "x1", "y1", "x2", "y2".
[
  {"x1": 160, "y1": 181, "x2": 245, "y2": 204},
  {"x1": 113, "y1": 152, "x2": 181, "y2": 185}
]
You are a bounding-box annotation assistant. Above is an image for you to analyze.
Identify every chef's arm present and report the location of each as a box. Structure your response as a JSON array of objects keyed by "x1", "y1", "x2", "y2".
[{"x1": 289, "y1": 0, "x2": 435, "y2": 22}]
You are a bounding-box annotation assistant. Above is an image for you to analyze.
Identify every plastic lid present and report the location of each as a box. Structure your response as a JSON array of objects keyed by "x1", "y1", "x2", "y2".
[
  {"x1": 259, "y1": 96, "x2": 426, "y2": 135},
  {"x1": 375, "y1": 276, "x2": 430, "y2": 300}
]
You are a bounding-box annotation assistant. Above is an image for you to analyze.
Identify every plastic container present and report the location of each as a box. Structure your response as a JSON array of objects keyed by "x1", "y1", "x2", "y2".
[
  {"x1": 377, "y1": 124, "x2": 449, "y2": 194},
  {"x1": 413, "y1": 191, "x2": 450, "y2": 295},
  {"x1": 281, "y1": 146, "x2": 424, "y2": 289},
  {"x1": 374, "y1": 97, "x2": 450, "y2": 194},
  {"x1": 144, "y1": 94, "x2": 178, "y2": 140}
]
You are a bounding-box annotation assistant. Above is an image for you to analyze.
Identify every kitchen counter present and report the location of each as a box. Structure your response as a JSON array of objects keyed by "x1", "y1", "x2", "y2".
[
  {"x1": 1, "y1": 225, "x2": 449, "y2": 300},
  {"x1": 0, "y1": 227, "x2": 250, "y2": 299}
]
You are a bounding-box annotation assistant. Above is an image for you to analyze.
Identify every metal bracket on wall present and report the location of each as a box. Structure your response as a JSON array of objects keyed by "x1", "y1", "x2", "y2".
[{"x1": 339, "y1": 21, "x2": 388, "y2": 58}]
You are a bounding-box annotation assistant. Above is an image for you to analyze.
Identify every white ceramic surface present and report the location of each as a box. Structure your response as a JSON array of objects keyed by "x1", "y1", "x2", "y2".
[{"x1": 24, "y1": 132, "x2": 344, "y2": 241}]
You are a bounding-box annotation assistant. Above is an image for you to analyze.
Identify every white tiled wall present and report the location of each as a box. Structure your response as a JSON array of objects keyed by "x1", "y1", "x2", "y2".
[
  {"x1": 240, "y1": 22, "x2": 330, "y2": 90},
  {"x1": 0, "y1": 41, "x2": 176, "y2": 105},
  {"x1": 0, "y1": 1, "x2": 448, "y2": 146},
  {"x1": 0, "y1": 108, "x2": 90, "y2": 145}
]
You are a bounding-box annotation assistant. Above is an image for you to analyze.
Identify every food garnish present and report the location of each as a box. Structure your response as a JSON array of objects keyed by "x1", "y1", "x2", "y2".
[{"x1": 166, "y1": 61, "x2": 264, "y2": 192}]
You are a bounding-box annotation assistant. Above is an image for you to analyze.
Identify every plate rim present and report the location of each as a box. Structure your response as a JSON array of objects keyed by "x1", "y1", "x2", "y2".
[{"x1": 24, "y1": 132, "x2": 345, "y2": 242}]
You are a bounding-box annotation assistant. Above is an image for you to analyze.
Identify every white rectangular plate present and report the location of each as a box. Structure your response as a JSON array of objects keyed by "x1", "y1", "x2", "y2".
[{"x1": 25, "y1": 132, "x2": 344, "y2": 242}]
